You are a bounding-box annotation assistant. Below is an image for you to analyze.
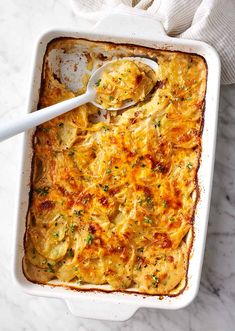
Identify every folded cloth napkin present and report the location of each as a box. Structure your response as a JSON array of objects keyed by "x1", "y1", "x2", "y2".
[{"x1": 71, "y1": 0, "x2": 235, "y2": 84}]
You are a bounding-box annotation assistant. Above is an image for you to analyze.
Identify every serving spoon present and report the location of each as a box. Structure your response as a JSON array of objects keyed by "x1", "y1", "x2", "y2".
[{"x1": 0, "y1": 57, "x2": 158, "y2": 142}]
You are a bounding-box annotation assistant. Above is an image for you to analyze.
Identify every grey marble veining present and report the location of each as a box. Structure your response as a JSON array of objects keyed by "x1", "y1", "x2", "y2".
[{"x1": 0, "y1": 1, "x2": 235, "y2": 330}]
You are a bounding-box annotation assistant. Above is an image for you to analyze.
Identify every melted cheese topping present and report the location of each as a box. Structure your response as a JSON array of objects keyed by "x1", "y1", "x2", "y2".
[
  {"x1": 23, "y1": 39, "x2": 207, "y2": 295},
  {"x1": 95, "y1": 59, "x2": 156, "y2": 109}
]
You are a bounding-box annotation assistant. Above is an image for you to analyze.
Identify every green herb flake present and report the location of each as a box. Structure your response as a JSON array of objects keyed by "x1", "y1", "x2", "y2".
[
  {"x1": 103, "y1": 185, "x2": 109, "y2": 192},
  {"x1": 95, "y1": 79, "x2": 101, "y2": 87},
  {"x1": 106, "y1": 168, "x2": 112, "y2": 174},
  {"x1": 67, "y1": 248, "x2": 74, "y2": 257},
  {"x1": 146, "y1": 196, "x2": 153, "y2": 207},
  {"x1": 138, "y1": 198, "x2": 143, "y2": 206},
  {"x1": 47, "y1": 263, "x2": 54, "y2": 273},
  {"x1": 144, "y1": 216, "x2": 153, "y2": 224},
  {"x1": 70, "y1": 224, "x2": 75, "y2": 233},
  {"x1": 152, "y1": 275, "x2": 159, "y2": 287},
  {"x1": 41, "y1": 127, "x2": 50, "y2": 132},
  {"x1": 134, "y1": 265, "x2": 141, "y2": 271},
  {"x1": 137, "y1": 247, "x2": 144, "y2": 253},
  {"x1": 74, "y1": 210, "x2": 83, "y2": 216},
  {"x1": 109, "y1": 96, "x2": 114, "y2": 101},
  {"x1": 34, "y1": 186, "x2": 49, "y2": 196},
  {"x1": 31, "y1": 247, "x2": 36, "y2": 255},
  {"x1": 169, "y1": 216, "x2": 175, "y2": 222},
  {"x1": 87, "y1": 233, "x2": 94, "y2": 245},
  {"x1": 68, "y1": 150, "x2": 75, "y2": 156},
  {"x1": 163, "y1": 200, "x2": 168, "y2": 208},
  {"x1": 141, "y1": 164, "x2": 146, "y2": 168},
  {"x1": 58, "y1": 122, "x2": 64, "y2": 128},
  {"x1": 187, "y1": 162, "x2": 193, "y2": 170},
  {"x1": 52, "y1": 232, "x2": 59, "y2": 238},
  {"x1": 76, "y1": 279, "x2": 82, "y2": 285},
  {"x1": 155, "y1": 120, "x2": 161, "y2": 128},
  {"x1": 102, "y1": 126, "x2": 110, "y2": 132}
]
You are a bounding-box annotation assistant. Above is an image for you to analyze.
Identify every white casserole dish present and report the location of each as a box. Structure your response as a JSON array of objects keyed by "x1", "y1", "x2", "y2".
[{"x1": 13, "y1": 13, "x2": 221, "y2": 321}]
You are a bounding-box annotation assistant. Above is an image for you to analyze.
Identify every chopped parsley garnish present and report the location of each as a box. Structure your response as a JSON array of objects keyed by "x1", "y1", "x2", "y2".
[
  {"x1": 87, "y1": 233, "x2": 94, "y2": 245},
  {"x1": 47, "y1": 263, "x2": 54, "y2": 273},
  {"x1": 163, "y1": 200, "x2": 168, "y2": 208},
  {"x1": 82, "y1": 198, "x2": 89, "y2": 205},
  {"x1": 95, "y1": 79, "x2": 101, "y2": 87},
  {"x1": 74, "y1": 210, "x2": 83, "y2": 216},
  {"x1": 67, "y1": 248, "x2": 74, "y2": 257},
  {"x1": 52, "y1": 232, "x2": 59, "y2": 238},
  {"x1": 152, "y1": 275, "x2": 159, "y2": 287},
  {"x1": 137, "y1": 247, "x2": 144, "y2": 253},
  {"x1": 68, "y1": 150, "x2": 75, "y2": 156},
  {"x1": 138, "y1": 198, "x2": 143, "y2": 206},
  {"x1": 106, "y1": 168, "x2": 112, "y2": 174},
  {"x1": 58, "y1": 122, "x2": 64, "y2": 127},
  {"x1": 70, "y1": 224, "x2": 75, "y2": 233},
  {"x1": 134, "y1": 265, "x2": 141, "y2": 271},
  {"x1": 169, "y1": 216, "x2": 175, "y2": 222},
  {"x1": 131, "y1": 163, "x2": 136, "y2": 168},
  {"x1": 102, "y1": 126, "x2": 110, "y2": 131},
  {"x1": 146, "y1": 196, "x2": 153, "y2": 208},
  {"x1": 144, "y1": 216, "x2": 153, "y2": 224},
  {"x1": 109, "y1": 96, "x2": 114, "y2": 101},
  {"x1": 155, "y1": 120, "x2": 161, "y2": 128},
  {"x1": 31, "y1": 247, "x2": 36, "y2": 255},
  {"x1": 34, "y1": 186, "x2": 49, "y2": 196},
  {"x1": 187, "y1": 162, "x2": 193, "y2": 170},
  {"x1": 76, "y1": 279, "x2": 82, "y2": 285},
  {"x1": 103, "y1": 185, "x2": 109, "y2": 192},
  {"x1": 141, "y1": 164, "x2": 146, "y2": 168},
  {"x1": 41, "y1": 127, "x2": 50, "y2": 132}
]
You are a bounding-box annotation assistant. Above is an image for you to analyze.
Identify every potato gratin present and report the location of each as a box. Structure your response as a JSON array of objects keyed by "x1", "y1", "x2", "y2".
[{"x1": 23, "y1": 39, "x2": 207, "y2": 295}]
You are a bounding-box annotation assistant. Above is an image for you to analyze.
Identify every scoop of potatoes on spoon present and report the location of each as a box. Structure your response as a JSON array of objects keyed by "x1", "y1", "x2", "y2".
[{"x1": 0, "y1": 57, "x2": 158, "y2": 142}]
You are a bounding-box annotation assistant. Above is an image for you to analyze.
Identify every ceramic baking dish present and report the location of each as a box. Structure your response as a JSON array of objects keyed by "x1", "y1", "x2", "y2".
[{"x1": 13, "y1": 12, "x2": 221, "y2": 321}]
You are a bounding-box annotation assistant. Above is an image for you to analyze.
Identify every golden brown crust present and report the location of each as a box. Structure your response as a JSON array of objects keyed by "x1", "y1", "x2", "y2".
[{"x1": 23, "y1": 38, "x2": 207, "y2": 295}]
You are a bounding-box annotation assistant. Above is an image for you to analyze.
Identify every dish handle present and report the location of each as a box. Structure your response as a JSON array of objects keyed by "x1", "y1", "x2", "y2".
[
  {"x1": 93, "y1": 12, "x2": 168, "y2": 41},
  {"x1": 65, "y1": 298, "x2": 139, "y2": 321}
]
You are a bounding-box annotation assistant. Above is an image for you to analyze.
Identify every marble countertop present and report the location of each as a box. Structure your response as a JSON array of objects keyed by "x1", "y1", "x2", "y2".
[{"x1": 0, "y1": 1, "x2": 235, "y2": 330}]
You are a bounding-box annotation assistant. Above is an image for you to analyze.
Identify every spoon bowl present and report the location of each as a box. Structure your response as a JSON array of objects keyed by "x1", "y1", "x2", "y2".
[{"x1": 88, "y1": 57, "x2": 158, "y2": 110}]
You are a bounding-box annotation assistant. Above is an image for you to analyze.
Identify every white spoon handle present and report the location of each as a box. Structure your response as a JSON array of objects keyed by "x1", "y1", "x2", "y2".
[{"x1": 0, "y1": 91, "x2": 94, "y2": 142}]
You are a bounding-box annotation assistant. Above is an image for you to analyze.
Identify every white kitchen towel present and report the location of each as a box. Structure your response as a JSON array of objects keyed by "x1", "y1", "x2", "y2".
[{"x1": 71, "y1": 0, "x2": 235, "y2": 84}]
